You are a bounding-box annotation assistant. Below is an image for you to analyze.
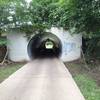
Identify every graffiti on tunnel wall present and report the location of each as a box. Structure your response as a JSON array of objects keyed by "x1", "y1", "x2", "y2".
[{"x1": 62, "y1": 41, "x2": 76, "y2": 55}]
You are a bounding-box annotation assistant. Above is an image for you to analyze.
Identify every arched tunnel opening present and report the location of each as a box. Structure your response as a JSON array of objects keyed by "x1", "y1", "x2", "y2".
[{"x1": 27, "y1": 32, "x2": 62, "y2": 59}]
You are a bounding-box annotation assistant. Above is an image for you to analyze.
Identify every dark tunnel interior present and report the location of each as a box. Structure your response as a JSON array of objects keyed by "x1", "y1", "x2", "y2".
[{"x1": 27, "y1": 32, "x2": 62, "y2": 59}]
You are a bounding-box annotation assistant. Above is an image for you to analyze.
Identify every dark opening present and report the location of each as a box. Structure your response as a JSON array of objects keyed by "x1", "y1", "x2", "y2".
[{"x1": 27, "y1": 32, "x2": 62, "y2": 59}]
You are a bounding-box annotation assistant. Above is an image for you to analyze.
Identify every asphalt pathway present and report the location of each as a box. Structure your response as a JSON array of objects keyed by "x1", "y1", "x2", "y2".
[{"x1": 0, "y1": 58, "x2": 85, "y2": 100}]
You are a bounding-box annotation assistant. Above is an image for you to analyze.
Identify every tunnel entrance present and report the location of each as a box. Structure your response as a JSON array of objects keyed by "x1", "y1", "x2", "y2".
[{"x1": 27, "y1": 32, "x2": 62, "y2": 59}]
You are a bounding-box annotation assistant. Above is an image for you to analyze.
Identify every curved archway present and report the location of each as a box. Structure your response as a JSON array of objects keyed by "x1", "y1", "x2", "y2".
[{"x1": 27, "y1": 32, "x2": 62, "y2": 59}]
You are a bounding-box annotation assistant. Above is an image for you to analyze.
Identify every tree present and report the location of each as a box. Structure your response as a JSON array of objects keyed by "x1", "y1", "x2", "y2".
[
  {"x1": 0, "y1": 0, "x2": 100, "y2": 37},
  {"x1": 70, "y1": 0, "x2": 100, "y2": 38}
]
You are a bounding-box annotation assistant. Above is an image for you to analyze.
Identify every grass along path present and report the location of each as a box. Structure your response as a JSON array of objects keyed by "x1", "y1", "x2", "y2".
[
  {"x1": 0, "y1": 63, "x2": 24, "y2": 82},
  {"x1": 74, "y1": 74, "x2": 100, "y2": 100}
]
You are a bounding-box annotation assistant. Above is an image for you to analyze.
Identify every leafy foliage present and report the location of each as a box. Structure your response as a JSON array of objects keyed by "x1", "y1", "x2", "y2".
[
  {"x1": 0, "y1": 0, "x2": 100, "y2": 53},
  {"x1": 0, "y1": 37, "x2": 6, "y2": 46},
  {"x1": 0, "y1": 0, "x2": 100, "y2": 37},
  {"x1": 74, "y1": 0, "x2": 100, "y2": 38}
]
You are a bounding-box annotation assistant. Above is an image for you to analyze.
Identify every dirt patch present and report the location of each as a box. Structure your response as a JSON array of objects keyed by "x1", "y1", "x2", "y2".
[
  {"x1": 0, "y1": 46, "x2": 7, "y2": 62},
  {"x1": 88, "y1": 67, "x2": 100, "y2": 86},
  {"x1": 0, "y1": 62, "x2": 26, "y2": 68},
  {"x1": 65, "y1": 59, "x2": 100, "y2": 86}
]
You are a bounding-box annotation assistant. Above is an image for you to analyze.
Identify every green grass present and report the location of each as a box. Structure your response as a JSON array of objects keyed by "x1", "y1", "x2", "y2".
[
  {"x1": 74, "y1": 74, "x2": 100, "y2": 100},
  {"x1": 0, "y1": 64, "x2": 23, "y2": 82}
]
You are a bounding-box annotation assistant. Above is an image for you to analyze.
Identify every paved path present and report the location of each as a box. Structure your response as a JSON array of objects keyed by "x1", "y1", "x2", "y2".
[{"x1": 0, "y1": 58, "x2": 85, "y2": 100}]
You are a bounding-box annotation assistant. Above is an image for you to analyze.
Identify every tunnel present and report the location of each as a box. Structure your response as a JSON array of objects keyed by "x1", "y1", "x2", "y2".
[{"x1": 27, "y1": 32, "x2": 62, "y2": 59}]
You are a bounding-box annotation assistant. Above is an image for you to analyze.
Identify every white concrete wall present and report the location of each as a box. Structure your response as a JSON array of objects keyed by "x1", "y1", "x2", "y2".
[
  {"x1": 7, "y1": 28, "x2": 82, "y2": 62},
  {"x1": 7, "y1": 30, "x2": 29, "y2": 62},
  {"x1": 50, "y1": 27, "x2": 82, "y2": 62}
]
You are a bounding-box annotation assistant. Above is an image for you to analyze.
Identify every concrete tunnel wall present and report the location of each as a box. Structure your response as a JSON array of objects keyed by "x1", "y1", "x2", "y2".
[
  {"x1": 7, "y1": 28, "x2": 82, "y2": 62},
  {"x1": 27, "y1": 32, "x2": 62, "y2": 59}
]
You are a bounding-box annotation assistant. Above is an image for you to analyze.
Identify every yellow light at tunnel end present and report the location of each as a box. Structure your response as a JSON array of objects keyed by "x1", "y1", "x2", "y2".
[{"x1": 45, "y1": 41, "x2": 54, "y2": 49}]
